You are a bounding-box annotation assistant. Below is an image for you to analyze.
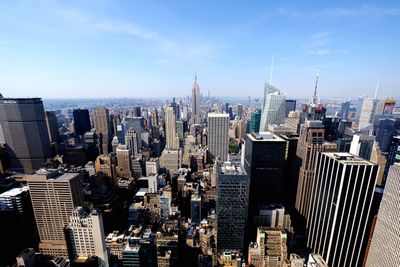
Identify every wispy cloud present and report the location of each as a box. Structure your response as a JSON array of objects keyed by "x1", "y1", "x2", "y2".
[
  {"x1": 319, "y1": 5, "x2": 400, "y2": 18},
  {"x1": 39, "y1": 2, "x2": 220, "y2": 61}
]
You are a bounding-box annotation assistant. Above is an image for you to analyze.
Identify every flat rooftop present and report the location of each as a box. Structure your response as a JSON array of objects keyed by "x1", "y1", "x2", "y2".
[
  {"x1": 0, "y1": 186, "x2": 28, "y2": 197},
  {"x1": 323, "y1": 152, "x2": 375, "y2": 165},
  {"x1": 247, "y1": 132, "x2": 285, "y2": 142}
]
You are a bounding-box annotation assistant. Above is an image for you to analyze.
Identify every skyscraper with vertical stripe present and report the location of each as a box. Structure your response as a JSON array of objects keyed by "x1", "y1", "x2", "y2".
[{"x1": 307, "y1": 152, "x2": 378, "y2": 267}]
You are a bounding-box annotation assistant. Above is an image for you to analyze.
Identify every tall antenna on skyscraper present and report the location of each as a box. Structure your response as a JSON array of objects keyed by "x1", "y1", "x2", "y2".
[
  {"x1": 195, "y1": 72, "x2": 197, "y2": 83},
  {"x1": 269, "y1": 54, "x2": 274, "y2": 84},
  {"x1": 312, "y1": 66, "x2": 320, "y2": 105},
  {"x1": 374, "y1": 79, "x2": 379, "y2": 100}
]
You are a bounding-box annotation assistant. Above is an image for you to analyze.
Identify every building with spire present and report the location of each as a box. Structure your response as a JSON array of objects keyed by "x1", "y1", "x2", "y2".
[
  {"x1": 260, "y1": 83, "x2": 286, "y2": 131},
  {"x1": 299, "y1": 68, "x2": 327, "y2": 125},
  {"x1": 191, "y1": 74, "x2": 201, "y2": 124}
]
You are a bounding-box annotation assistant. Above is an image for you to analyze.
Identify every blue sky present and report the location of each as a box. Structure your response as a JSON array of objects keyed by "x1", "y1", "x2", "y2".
[{"x1": 0, "y1": 0, "x2": 399, "y2": 99}]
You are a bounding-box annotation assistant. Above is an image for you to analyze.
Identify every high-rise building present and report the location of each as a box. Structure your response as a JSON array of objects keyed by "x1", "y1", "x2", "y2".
[
  {"x1": 260, "y1": 84, "x2": 285, "y2": 131},
  {"x1": 349, "y1": 133, "x2": 375, "y2": 160},
  {"x1": 382, "y1": 135, "x2": 400, "y2": 186},
  {"x1": 249, "y1": 109, "x2": 261, "y2": 133},
  {"x1": 165, "y1": 106, "x2": 180, "y2": 150},
  {"x1": 116, "y1": 144, "x2": 132, "y2": 178},
  {"x1": 295, "y1": 120, "x2": 336, "y2": 218},
  {"x1": 133, "y1": 106, "x2": 141, "y2": 117},
  {"x1": 237, "y1": 104, "x2": 243, "y2": 119},
  {"x1": 248, "y1": 227, "x2": 289, "y2": 267},
  {"x1": 207, "y1": 113, "x2": 229, "y2": 162},
  {"x1": 0, "y1": 97, "x2": 51, "y2": 172},
  {"x1": 73, "y1": 109, "x2": 91, "y2": 136},
  {"x1": 191, "y1": 75, "x2": 201, "y2": 124},
  {"x1": 65, "y1": 207, "x2": 109, "y2": 266},
  {"x1": 338, "y1": 101, "x2": 351, "y2": 119},
  {"x1": 125, "y1": 127, "x2": 140, "y2": 155},
  {"x1": 374, "y1": 117, "x2": 400, "y2": 153},
  {"x1": 92, "y1": 107, "x2": 111, "y2": 154},
  {"x1": 216, "y1": 161, "x2": 249, "y2": 252},
  {"x1": 243, "y1": 132, "x2": 286, "y2": 230},
  {"x1": 45, "y1": 111, "x2": 59, "y2": 144},
  {"x1": 307, "y1": 152, "x2": 378, "y2": 267},
  {"x1": 151, "y1": 108, "x2": 159, "y2": 127},
  {"x1": 358, "y1": 98, "x2": 385, "y2": 129},
  {"x1": 285, "y1": 99, "x2": 296, "y2": 118},
  {"x1": 191, "y1": 192, "x2": 201, "y2": 225},
  {"x1": 26, "y1": 170, "x2": 83, "y2": 258},
  {"x1": 366, "y1": 163, "x2": 400, "y2": 267}
]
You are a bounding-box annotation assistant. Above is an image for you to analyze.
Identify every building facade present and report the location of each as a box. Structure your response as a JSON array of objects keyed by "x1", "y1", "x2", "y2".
[{"x1": 207, "y1": 113, "x2": 229, "y2": 162}]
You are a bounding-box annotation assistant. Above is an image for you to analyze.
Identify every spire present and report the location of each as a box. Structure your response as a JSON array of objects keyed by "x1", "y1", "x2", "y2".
[
  {"x1": 312, "y1": 66, "x2": 320, "y2": 105},
  {"x1": 195, "y1": 72, "x2": 197, "y2": 83},
  {"x1": 269, "y1": 54, "x2": 274, "y2": 84},
  {"x1": 374, "y1": 79, "x2": 379, "y2": 100}
]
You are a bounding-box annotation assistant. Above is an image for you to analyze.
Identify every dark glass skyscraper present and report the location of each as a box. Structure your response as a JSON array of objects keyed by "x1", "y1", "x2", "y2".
[
  {"x1": 73, "y1": 109, "x2": 91, "y2": 136},
  {"x1": 0, "y1": 97, "x2": 51, "y2": 172},
  {"x1": 249, "y1": 109, "x2": 261, "y2": 133},
  {"x1": 285, "y1": 99, "x2": 296, "y2": 117}
]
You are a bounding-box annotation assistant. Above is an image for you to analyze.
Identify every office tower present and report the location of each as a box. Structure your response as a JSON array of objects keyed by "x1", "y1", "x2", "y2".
[
  {"x1": 92, "y1": 107, "x2": 111, "y2": 154},
  {"x1": 358, "y1": 98, "x2": 385, "y2": 129},
  {"x1": 133, "y1": 106, "x2": 141, "y2": 117},
  {"x1": 146, "y1": 158, "x2": 160, "y2": 176},
  {"x1": 366, "y1": 163, "x2": 400, "y2": 267},
  {"x1": 26, "y1": 170, "x2": 83, "y2": 258},
  {"x1": 248, "y1": 228, "x2": 288, "y2": 267},
  {"x1": 73, "y1": 109, "x2": 91, "y2": 136},
  {"x1": 181, "y1": 105, "x2": 188, "y2": 121},
  {"x1": 191, "y1": 193, "x2": 201, "y2": 224},
  {"x1": 0, "y1": 97, "x2": 51, "y2": 172},
  {"x1": 160, "y1": 149, "x2": 182, "y2": 171},
  {"x1": 216, "y1": 161, "x2": 249, "y2": 252},
  {"x1": 116, "y1": 122, "x2": 126, "y2": 144},
  {"x1": 237, "y1": 104, "x2": 243, "y2": 119},
  {"x1": 285, "y1": 99, "x2": 296, "y2": 117},
  {"x1": 191, "y1": 75, "x2": 201, "y2": 124},
  {"x1": 355, "y1": 95, "x2": 367, "y2": 123},
  {"x1": 65, "y1": 207, "x2": 109, "y2": 266},
  {"x1": 243, "y1": 132, "x2": 286, "y2": 228},
  {"x1": 349, "y1": 134, "x2": 375, "y2": 160},
  {"x1": 249, "y1": 109, "x2": 261, "y2": 133},
  {"x1": 111, "y1": 136, "x2": 119, "y2": 153},
  {"x1": 151, "y1": 108, "x2": 159, "y2": 127},
  {"x1": 260, "y1": 84, "x2": 285, "y2": 131},
  {"x1": 307, "y1": 152, "x2": 379, "y2": 267},
  {"x1": 45, "y1": 111, "x2": 59, "y2": 144},
  {"x1": 125, "y1": 117, "x2": 144, "y2": 142},
  {"x1": 322, "y1": 116, "x2": 341, "y2": 141},
  {"x1": 116, "y1": 144, "x2": 132, "y2": 178},
  {"x1": 207, "y1": 113, "x2": 229, "y2": 162},
  {"x1": 338, "y1": 101, "x2": 350, "y2": 119},
  {"x1": 383, "y1": 135, "x2": 400, "y2": 186},
  {"x1": 295, "y1": 120, "x2": 336, "y2": 218},
  {"x1": 147, "y1": 174, "x2": 158, "y2": 193},
  {"x1": 0, "y1": 186, "x2": 36, "y2": 265},
  {"x1": 374, "y1": 117, "x2": 400, "y2": 153},
  {"x1": 165, "y1": 106, "x2": 180, "y2": 150},
  {"x1": 95, "y1": 154, "x2": 117, "y2": 182},
  {"x1": 383, "y1": 98, "x2": 396, "y2": 115},
  {"x1": 125, "y1": 127, "x2": 139, "y2": 155},
  {"x1": 176, "y1": 120, "x2": 184, "y2": 141},
  {"x1": 228, "y1": 106, "x2": 234, "y2": 120}
]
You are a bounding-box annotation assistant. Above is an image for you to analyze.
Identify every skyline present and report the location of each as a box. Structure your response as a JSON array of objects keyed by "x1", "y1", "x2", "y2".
[{"x1": 1, "y1": 0, "x2": 399, "y2": 99}]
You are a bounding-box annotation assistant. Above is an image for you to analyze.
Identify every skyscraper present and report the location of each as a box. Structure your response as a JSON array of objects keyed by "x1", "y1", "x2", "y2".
[
  {"x1": 191, "y1": 75, "x2": 201, "y2": 124},
  {"x1": 165, "y1": 106, "x2": 180, "y2": 150},
  {"x1": 249, "y1": 109, "x2": 261, "y2": 133},
  {"x1": 307, "y1": 152, "x2": 378, "y2": 267},
  {"x1": 216, "y1": 161, "x2": 249, "y2": 252},
  {"x1": 358, "y1": 98, "x2": 385, "y2": 129},
  {"x1": 285, "y1": 99, "x2": 297, "y2": 117},
  {"x1": 45, "y1": 111, "x2": 59, "y2": 144},
  {"x1": 0, "y1": 97, "x2": 51, "y2": 172},
  {"x1": 125, "y1": 127, "x2": 139, "y2": 155},
  {"x1": 260, "y1": 84, "x2": 286, "y2": 131},
  {"x1": 73, "y1": 109, "x2": 91, "y2": 136},
  {"x1": 366, "y1": 163, "x2": 400, "y2": 267},
  {"x1": 92, "y1": 107, "x2": 111, "y2": 154},
  {"x1": 116, "y1": 144, "x2": 132, "y2": 178},
  {"x1": 207, "y1": 113, "x2": 229, "y2": 162},
  {"x1": 295, "y1": 120, "x2": 336, "y2": 218},
  {"x1": 243, "y1": 132, "x2": 286, "y2": 230},
  {"x1": 65, "y1": 207, "x2": 109, "y2": 266},
  {"x1": 27, "y1": 170, "x2": 83, "y2": 258}
]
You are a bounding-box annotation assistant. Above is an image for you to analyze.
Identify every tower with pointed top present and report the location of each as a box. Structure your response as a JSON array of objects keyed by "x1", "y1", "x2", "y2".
[{"x1": 191, "y1": 74, "x2": 201, "y2": 124}]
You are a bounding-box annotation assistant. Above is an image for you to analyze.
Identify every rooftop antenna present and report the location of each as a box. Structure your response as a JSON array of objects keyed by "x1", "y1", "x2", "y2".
[
  {"x1": 269, "y1": 54, "x2": 274, "y2": 84},
  {"x1": 312, "y1": 66, "x2": 320, "y2": 105},
  {"x1": 374, "y1": 79, "x2": 379, "y2": 100}
]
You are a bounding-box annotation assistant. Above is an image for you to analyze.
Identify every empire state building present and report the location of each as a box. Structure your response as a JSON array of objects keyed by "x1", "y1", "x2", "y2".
[{"x1": 191, "y1": 75, "x2": 201, "y2": 124}]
